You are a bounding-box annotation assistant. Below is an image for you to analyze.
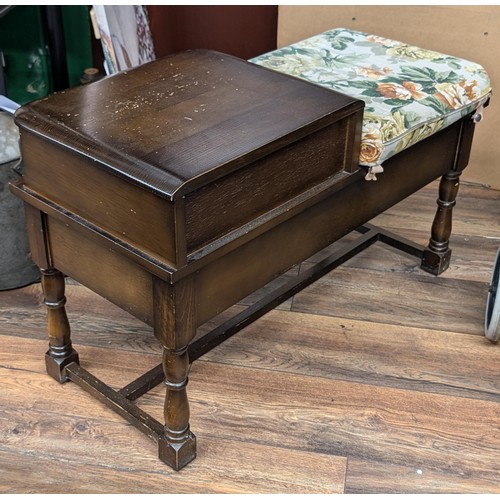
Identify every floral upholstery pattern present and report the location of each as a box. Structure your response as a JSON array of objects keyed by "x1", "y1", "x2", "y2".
[{"x1": 250, "y1": 28, "x2": 492, "y2": 169}]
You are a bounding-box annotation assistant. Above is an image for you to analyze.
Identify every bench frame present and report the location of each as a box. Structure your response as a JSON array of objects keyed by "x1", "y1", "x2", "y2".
[{"x1": 11, "y1": 93, "x2": 479, "y2": 470}]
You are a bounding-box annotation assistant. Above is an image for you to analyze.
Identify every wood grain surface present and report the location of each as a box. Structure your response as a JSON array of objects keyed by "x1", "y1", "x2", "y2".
[{"x1": 1, "y1": 181, "x2": 499, "y2": 493}]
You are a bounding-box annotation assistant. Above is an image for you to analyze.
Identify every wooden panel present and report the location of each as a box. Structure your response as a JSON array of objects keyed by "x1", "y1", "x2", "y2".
[
  {"x1": 22, "y1": 204, "x2": 50, "y2": 269},
  {"x1": 147, "y1": 5, "x2": 278, "y2": 60},
  {"x1": 185, "y1": 119, "x2": 353, "y2": 251},
  {"x1": 16, "y1": 113, "x2": 464, "y2": 341},
  {"x1": 193, "y1": 119, "x2": 463, "y2": 324},
  {"x1": 22, "y1": 134, "x2": 178, "y2": 265},
  {"x1": 46, "y1": 217, "x2": 154, "y2": 326}
]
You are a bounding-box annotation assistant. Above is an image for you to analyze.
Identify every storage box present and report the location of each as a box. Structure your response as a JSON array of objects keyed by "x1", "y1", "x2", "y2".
[{"x1": 13, "y1": 50, "x2": 364, "y2": 325}]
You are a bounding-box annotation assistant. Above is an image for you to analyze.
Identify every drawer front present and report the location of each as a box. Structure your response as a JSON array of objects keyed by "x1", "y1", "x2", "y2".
[{"x1": 184, "y1": 115, "x2": 359, "y2": 253}]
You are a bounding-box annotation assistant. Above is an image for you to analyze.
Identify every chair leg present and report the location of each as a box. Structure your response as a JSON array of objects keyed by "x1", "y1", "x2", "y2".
[
  {"x1": 41, "y1": 268, "x2": 79, "y2": 383},
  {"x1": 421, "y1": 170, "x2": 461, "y2": 275}
]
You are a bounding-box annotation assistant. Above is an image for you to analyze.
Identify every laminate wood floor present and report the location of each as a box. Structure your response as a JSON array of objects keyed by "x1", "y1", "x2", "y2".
[{"x1": 1, "y1": 181, "x2": 499, "y2": 493}]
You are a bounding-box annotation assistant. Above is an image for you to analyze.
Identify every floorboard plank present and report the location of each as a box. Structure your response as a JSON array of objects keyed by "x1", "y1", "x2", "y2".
[
  {"x1": 5, "y1": 334, "x2": 499, "y2": 493},
  {"x1": 20, "y1": 336, "x2": 490, "y2": 494},
  {"x1": 200, "y1": 309, "x2": 500, "y2": 401},
  {"x1": 305, "y1": 230, "x2": 499, "y2": 283},
  {"x1": 372, "y1": 181, "x2": 500, "y2": 239},
  {"x1": 344, "y1": 458, "x2": 500, "y2": 494},
  {"x1": 291, "y1": 266, "x2": 488, "y2": 335},
  {"x1": 0, "y1": 436, "x2": 344, "y2": 495}
]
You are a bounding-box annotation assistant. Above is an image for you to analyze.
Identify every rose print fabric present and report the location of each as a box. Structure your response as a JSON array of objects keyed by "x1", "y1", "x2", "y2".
[{"x1": 250, "y1": 28, "x2": 491, "y2": 167}]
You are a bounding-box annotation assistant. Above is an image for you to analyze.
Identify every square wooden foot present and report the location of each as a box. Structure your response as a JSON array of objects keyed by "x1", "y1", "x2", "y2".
[
  {"x1": 421, "y1": 248, "x2": 452, "y2": 276},
  {"x1": 45, "y1": 348, "x2": 80, "y2": 383},
  {"x1": 158, "y1": 432, "x2": 197, "y2": 471}
]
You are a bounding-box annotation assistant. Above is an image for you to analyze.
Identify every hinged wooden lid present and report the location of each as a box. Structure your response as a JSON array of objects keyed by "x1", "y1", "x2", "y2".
[{"x1": 15, "y1": 50, "x2": 363, "y2": 200}]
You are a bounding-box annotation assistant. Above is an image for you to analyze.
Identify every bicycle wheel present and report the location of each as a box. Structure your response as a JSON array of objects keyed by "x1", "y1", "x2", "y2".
[{"x1": 485, "y1": 247, "x2": 500, "y2": 343}]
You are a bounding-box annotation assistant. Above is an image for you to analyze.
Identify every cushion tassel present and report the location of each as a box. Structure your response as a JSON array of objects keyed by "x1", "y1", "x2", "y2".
[{"x1": 364, "y1": 165, "x2": 384, "y2": 181}]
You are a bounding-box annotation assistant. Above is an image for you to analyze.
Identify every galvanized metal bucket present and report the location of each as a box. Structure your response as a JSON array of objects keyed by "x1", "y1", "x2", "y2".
[{"x1": 0, "y1": 111, "x2": 39, "y2": 290}]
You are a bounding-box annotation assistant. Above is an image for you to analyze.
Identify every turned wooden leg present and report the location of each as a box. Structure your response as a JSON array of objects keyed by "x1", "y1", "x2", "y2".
[
  {"x1": 421, "y1": 170, "x2": 461, "y2": 275},
  {"x1": 153, "y1": 276, "x2": 197, "y2": 470},
  {"x1": 159, "y1": 344, "x2": 196, "y2": 470},
  {"x1": 41, "y1": 268, "x2": 79, "y2": 383}
]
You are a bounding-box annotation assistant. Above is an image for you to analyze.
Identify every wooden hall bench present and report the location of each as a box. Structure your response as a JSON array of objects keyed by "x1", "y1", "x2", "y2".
[{"x1": 10, "y1": 30, "x2": 491, "y2": 471}]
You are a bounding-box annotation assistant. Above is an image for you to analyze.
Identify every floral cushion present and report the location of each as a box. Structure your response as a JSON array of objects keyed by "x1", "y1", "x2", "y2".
[{"x1": 250, "y1": 28, "x2": 491, "y2": 172}]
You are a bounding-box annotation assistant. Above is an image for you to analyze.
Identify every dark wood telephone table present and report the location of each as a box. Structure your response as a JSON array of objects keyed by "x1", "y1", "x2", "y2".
[{"x1": 10, "y1": 50, "x2": 475, "y2": 470}]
